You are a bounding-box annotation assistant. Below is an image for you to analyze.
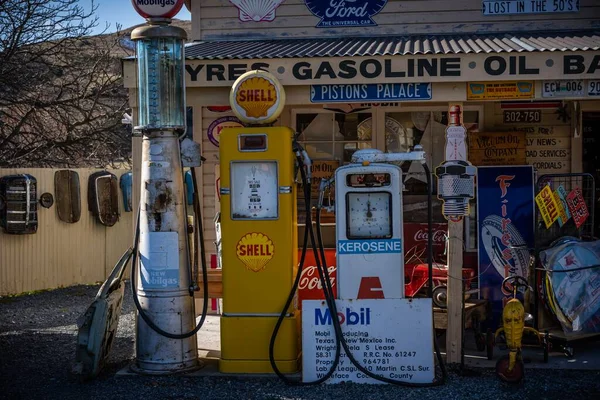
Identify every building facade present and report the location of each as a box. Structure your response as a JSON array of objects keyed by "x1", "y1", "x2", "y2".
[{"x1": 124, "y1": 0, "x2": 600, "y2": 271}]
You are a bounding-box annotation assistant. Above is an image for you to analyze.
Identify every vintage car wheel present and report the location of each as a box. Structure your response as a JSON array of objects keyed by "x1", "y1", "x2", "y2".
[{"x1": 432, "y1": 286, "x2": 447, "y2": 308}]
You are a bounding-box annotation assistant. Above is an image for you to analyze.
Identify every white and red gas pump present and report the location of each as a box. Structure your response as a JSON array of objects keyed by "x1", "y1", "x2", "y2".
[{"x1": 300, "y1": 147, "x2": 446, "y2": 385}]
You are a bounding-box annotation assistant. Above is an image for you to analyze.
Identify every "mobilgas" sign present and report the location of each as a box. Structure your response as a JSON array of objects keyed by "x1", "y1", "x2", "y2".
[{"x1": 131, "y1": 0, "x2": 184, "y2": 19}]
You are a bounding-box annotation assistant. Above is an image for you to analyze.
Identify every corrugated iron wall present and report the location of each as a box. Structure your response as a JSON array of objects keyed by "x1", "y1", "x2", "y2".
[{"x1": 0, "y1": 168, "x2": 134, "y2": 295}]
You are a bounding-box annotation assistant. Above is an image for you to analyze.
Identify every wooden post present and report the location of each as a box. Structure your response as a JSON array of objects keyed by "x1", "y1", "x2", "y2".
[
  {"x1": 445, "y1": 220, "x2": 464, "y2": 364},
  {"x1": 444, "y1": 101, "x2": 465, "y2": 364}
]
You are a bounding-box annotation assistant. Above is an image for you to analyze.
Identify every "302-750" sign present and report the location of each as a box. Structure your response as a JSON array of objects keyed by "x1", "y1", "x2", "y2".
[{"x1": 503, "y1": 110, "x2": 541, "y2": 123}]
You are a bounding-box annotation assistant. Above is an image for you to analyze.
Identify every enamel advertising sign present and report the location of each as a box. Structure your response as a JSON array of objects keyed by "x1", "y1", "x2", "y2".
[
  {"x1": 566, "y1": 187, "x2": 590, "y2": 229},
  {"x1": 467, "y1": 81, "x2": 534, "y2": 100},
  {"x1": 229, "y1": 70, "x2": 286, "y2": 124},
  {"x1": 230, "y1": 0, "x2": 284, "y2": 22},
  {"x1": 482, "y1": 0, "x2": 580, "y2": 15},
  {"x1": 310, "y1": 83, "x2": 431, "y2": 103},
  {"x1": 236, "y1": 232, "x2": 275, "y2": 272},
  {"x1": 131, "y1": 0, "x2": 184, "y2": 19},
  {"x1": 207, "y1": 116, "x2": 244, "y2": 147},
  {"x1": 477, "y1": 166, "x2": 535, "y2": 329},
  {"x1": 305, "y1": 0, "x2": 388, "y2": 27},
  {"x1": 535, "y1": 184, "x2": 560, "y2": 229}
]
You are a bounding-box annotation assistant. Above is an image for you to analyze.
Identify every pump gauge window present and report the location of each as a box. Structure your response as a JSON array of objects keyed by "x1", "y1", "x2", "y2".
[
  {"x1": 231, "y1": 161, "x2": 278, "y2": 220},
  {"x1": 346, "y1": 192, "x2": 392, "y2": 239}
]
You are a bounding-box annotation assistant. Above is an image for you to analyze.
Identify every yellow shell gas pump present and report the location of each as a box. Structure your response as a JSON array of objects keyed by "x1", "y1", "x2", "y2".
[{"x1": 218, "y1": 70, "x2": 299, "y2": 374}]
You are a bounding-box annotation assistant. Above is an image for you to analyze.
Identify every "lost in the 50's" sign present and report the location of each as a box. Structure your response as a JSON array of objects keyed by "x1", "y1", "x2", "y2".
[{"x1": 482, "y1": 0, "x2": 580, "y2": 15}]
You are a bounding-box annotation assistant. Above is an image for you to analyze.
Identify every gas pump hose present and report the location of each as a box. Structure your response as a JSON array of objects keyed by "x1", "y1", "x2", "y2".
[
  {"x1": 129, "y1": 166, "x2": 210, "y2": 340},
  {"x1": 270, "y1": 147, "x2": 447, "y2": 386},
  {"x1": 268, "y1": 146, "x2": 342, "y2": 385}
]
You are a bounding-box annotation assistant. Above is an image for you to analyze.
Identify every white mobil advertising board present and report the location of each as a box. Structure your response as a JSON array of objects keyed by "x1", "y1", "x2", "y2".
[{"x1": 302, "y1": 298, "x2": 435, "y2": 384}]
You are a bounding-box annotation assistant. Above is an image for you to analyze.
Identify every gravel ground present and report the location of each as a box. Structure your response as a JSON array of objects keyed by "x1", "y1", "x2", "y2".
[{"x1": 1, "y1": 284, "x2": 600, "y2": 400}]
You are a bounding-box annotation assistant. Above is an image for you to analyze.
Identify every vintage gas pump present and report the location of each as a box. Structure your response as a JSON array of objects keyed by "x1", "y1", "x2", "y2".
[
  {"x1": 334, "y1": 161, "x2": 404, "y2": 299},
  {"x1": 334, "y1": 148, "x2": 427, "y2": 300},
  {"x1": 129, "y1": 1, "x2": 202, "y2": 375},
  {"x1": 297, "y1": 146, "x2": 445, "y2": 386},
  {"x1": 218, "y1": 70, "x2": 300, "y2": 373}
]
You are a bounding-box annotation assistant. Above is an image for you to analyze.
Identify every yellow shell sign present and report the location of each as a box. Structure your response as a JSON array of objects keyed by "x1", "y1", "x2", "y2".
[
  {"x1": 236, "y1": 232, "x2": 275, "y2": 272},
  {"x1": 230, "y1": 70, "x2": 285, "y2": 125}
]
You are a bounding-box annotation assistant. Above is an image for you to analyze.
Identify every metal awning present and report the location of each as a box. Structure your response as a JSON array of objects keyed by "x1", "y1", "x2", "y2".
[{"x1": 184, "y1": 31, "x2": 600, "y2": 60}]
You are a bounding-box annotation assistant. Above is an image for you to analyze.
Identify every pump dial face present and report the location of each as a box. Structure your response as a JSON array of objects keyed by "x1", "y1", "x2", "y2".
[
  {"x1": 231, "y1": 161, "x2": 278, "y2": 220},
  {"x1": 346, "y1": 192, "x2": 392, "y2": 239}
]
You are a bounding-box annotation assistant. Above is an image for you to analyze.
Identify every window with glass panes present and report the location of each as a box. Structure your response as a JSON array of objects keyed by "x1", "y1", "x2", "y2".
[{"x1": 295, "y1": 112, "x2": 373, "y2": 163}]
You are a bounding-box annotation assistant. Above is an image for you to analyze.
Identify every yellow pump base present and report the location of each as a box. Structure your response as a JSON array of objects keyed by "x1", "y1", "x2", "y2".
[{"x1": 219, "y1": 315, "x2": 299, "y2": 374}]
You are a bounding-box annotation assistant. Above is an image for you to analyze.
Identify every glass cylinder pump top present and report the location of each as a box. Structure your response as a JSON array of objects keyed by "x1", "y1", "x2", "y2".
[{"x1": 132, "y1": 24, "x2": 187, "y2": 131}]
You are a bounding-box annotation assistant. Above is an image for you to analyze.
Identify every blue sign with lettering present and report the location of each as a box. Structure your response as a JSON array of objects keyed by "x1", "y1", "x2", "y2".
[
  {"x1": 338, "y1": 239, "x2": 402, "y2": 255},
  {"x1": 305, "y1": 0, "x2": 388, "y2": 27},
  {"x1": 310, "y1": 83, "x2": 432, "y2": 103},
  {"x1": 477, "y1": 166, "x2": 535, "y2": 330}
]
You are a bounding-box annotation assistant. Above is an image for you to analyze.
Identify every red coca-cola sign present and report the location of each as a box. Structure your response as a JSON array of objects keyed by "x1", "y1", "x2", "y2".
[
  {"x1": 297, "y1": 249, "x2": 336, "y2": 309},
  {"x1": 404, "y1": 223, "x2": 447, "y2": 265},
  {"x1": 296, "y1": 223, "x2": 448, "y2": 308}
]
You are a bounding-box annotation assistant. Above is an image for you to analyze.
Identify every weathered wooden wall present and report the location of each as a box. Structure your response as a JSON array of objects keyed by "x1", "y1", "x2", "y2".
[
  {"x1": 191, "y1": 0, "x2": 600, "y2": 41},
  {"x1": 0, "y1": 168, "x2": 133, "y2": 295}
]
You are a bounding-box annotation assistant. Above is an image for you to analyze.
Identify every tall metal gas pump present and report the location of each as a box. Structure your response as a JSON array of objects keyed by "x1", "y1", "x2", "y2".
[{"x1": 129, "y1": 0, "x2": 202, "y2": 374}]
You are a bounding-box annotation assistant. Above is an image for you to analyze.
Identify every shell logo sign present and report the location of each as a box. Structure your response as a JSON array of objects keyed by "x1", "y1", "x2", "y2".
[
  {"x1": 236, "y1": 232, "x2": 275, "y2": 272},
  {"x1": 230, "y1": 70, "x2": 285, "y2": 125}
]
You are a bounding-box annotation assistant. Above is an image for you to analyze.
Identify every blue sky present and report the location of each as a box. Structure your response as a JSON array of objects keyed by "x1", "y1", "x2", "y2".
[{"x1": 81, "y1": 0, "x2": 192, "y2": 34}]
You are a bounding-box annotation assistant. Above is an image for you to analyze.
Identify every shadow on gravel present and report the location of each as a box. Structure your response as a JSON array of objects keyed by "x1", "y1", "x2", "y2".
[
  {"x1": 0, "y1": 328, "x2": 135, "y2": 399},
  {"x1": 2, "y1": 285, "x2": 600, "y2": 400}
]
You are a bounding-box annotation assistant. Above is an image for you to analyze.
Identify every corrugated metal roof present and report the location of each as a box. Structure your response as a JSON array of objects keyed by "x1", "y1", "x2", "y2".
[{"x1": 185, "y1": 31, "x2": 600, "y2": 60}]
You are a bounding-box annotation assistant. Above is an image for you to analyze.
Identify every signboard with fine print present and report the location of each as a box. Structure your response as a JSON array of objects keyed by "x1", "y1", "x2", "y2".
[
  {"x1": 302, "y1": 298, "x2": 435, "y2": 384},
  {"x1": 467, "y1": 81, "x2": 534, "y2": 100},
  {"x1": 468, "y1": 131, "x2": 526, "y2": 166}
]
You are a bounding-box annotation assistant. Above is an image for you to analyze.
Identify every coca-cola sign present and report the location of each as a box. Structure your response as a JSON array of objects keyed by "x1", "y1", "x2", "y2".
[
  {"x1": 296, "y1": 224, "x2": 448, "y2": 308},
  {"x1": 404, "y1": 223, "x2": 447, "y2": 265},
  {"x1": 299, "y1": 265, "x2": 337, "y2": 291},
  {"x1": 297, "y1": 249, "x2": 337, "y2": 309},
  {"x1": 413, "y1": 228, "x2": 447, "y2": 243},
  {"x1": 305, "y1": 0, "x2": 388, "y2": 28}
]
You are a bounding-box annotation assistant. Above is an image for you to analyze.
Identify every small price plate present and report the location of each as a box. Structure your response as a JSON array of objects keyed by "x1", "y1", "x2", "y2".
[
  {"x1": 503, "y1": 110, "x2": 541, "y2": 124},
  {"x1": 588, "y1": 81, "x2": 600, "y2": 97},
  {"x1": 542, "y1": 80, "x2": 585, "y2": 98}
]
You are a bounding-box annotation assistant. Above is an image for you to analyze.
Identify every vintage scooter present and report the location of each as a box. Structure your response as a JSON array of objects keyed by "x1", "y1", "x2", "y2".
[{"x1": 493, "y1": 275, "x2": 550, "y2": 383}]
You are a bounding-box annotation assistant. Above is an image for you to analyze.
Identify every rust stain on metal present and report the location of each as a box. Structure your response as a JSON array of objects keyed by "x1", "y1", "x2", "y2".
[
  {"x1": 152, "y1": 183, "x2": 173, "y2": 211},
  {"x1": 153, "y1": 213, "x2": 162, "y2": 231}
]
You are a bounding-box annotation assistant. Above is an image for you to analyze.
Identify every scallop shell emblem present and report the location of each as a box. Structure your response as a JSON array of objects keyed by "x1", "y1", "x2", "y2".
[
  {"x1": 236, "y1": 232, "x2": 275, "y2": 272},
  {"x1": 230, "y1": 0, "x2": 285, "y2": 22},
  {"x1": 236, "y1": 77, "x2": 277, "y2": 118}
]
